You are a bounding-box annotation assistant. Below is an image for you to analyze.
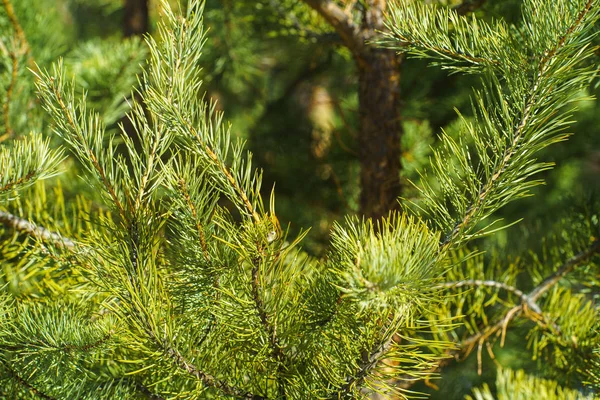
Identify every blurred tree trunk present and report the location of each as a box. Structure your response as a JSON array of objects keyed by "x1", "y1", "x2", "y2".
[
  {"x1": 124, "y1": 0, "x2": 149, "y2": 37},
  {"x1": 358, "y1": 48, "x2": 402, "y2": 219},
  {"x1": 302, "y1": 0, "x2": 403, "y2": 220}
]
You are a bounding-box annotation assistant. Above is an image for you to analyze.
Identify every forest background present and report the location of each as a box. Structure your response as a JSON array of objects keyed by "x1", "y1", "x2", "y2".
[{"x1": 1, "y1": 0, "x2": 600, "y2": 398}]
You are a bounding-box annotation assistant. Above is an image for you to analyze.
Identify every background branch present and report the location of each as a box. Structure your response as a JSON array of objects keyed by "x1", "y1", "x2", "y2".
[{"x1": 301, "y1": 0, "x2": 365, "y2": 57}]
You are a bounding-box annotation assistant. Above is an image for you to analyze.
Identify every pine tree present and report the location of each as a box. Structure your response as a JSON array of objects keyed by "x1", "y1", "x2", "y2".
[{"x1": 0, "y1": 0, "x2": 599, "y2": 399}]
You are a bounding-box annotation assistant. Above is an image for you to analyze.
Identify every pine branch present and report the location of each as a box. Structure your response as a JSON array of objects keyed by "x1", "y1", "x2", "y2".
[
  {"x1": 45, "y1": 78, "x2": 127, "y2": 222},
  {"x1": 144, "y1": 326, "x2": 255, "y2": 399},
  {"x1": 333, "y1": 331, "x2": 394, "y2": 399},
  {"x1": 0, "y1": 210, "x2": 75, "y2": 248},
  {"x1": 528, "y1": 239, "x2": 600, "y2": 302},
  {"x1": 439, "y1": 0, "x2": 596, "y2": 251},
  {"x1": 178, "y1": 117, "x2": 261, "y2": 224},
  {"x1": 1, "y1": 361, "x2": 56, "y2": 400},
  {"x1": 300, "y1": 0, "x2": 366, "y2": 57},
  {"x1": 381, "y1": 2, "x2": 503, "y2": 69},
  {"x1": 398, "y1": 239, "x2": 600, "y2": 390},
  {"x1": 163, "y1": 341, "x2": 253, "y2": 398},
  {"x1": 460, "y1": 239, "x2": 600, "y2": 352},
  {"x1": 251, "y1": 258, "x2": 287, "y2": 398}
]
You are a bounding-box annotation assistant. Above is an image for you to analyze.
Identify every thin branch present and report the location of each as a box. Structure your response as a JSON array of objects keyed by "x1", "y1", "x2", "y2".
[
  {"x1": 1, "y1": 361, "x2": 56, "y2": 400},
  {"x1": 152, "y1": 333, "x2": 255, "y2": 399},
  {"x1": 398, "y1": 239, "x2": 600, "y2": 390},
  {"x1": 529, "y1": 239, "x2": 600, "y2": 302},
  {"x1": 460, "y1": 240, "x2": 600, "y2": 351},
  {"x1": 251, "y1": 257, "x2": 287, "y2": 398},
  {"x1": 1, "y1": 0, "x2": 31, "y2": 57},
  {"x1": 301, "y1": 0, "x2": 366, "y2": 58},
  {"x1": 0, "y1": 210, "x2": 75, "y2": 248},
  {"x1": 436, "y1": 279, "x2": 541, "y2": 313},
  {"x1": 332, "y1": 332, "x2": 394, "y2": 399}
]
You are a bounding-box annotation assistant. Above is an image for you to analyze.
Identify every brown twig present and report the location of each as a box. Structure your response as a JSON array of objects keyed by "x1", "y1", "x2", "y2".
[
  {"x1": 251, "y1": 257, "x2": 287, "y2": 398},
  {"x1": 1, "y1": 361, "x2": 56, "y2": 400},
  {"x1": 1, "y1": 0, "x2": 30, "y2": 57},
  {"x1": 301, "y1": 0, "x2": 366, "y2": 59}
]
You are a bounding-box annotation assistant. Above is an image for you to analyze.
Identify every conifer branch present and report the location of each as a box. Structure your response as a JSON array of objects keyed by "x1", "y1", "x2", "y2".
[
  {"x1": 0, "y1": 210, "x2": 75, "y2": 248},
  {"x1": 1, "y1": 361, "x2": 56, "y2": 400},
  {"x1": 251, "y1": 258, "x2": 287, "y2": 398},
  {"x1": 183, "y1": 114, "x2": 261, "y2": 225},
  {"x1": 440, "y1": 0, "x2": 595, "y2": 251},
  {"x1": 528, "y1": 239, "x2": 600, "y2": 302},
  {"x1": 146, "y1": 328, "x2": 253, "y2": 398},
  {"x1": 300, "y1": 0, "x2": 365, "y2": 57},
  {"x1": 399, "y1": 239, "x2": 600, "y2": 389},
  {"x1": 0, "y1": 170, "x2": 35, "y2": 193},
  {"x1": 165, "y1": 344, "x2": 252, "y2": 398},
  {"x1": 178, "y1": 178, "x2": 209, "y2": 261},
  {"x1": 382, "y1": 3, "x2": 502, "y2": 68},
  {"x1": 34, "y1": 73, "x2": 128, "y2": 222},
  {"x1": 460, "y1": 239, "x2": 600, "y2": 352},
  {"x1": 394, "y1": 239, "x2": 600, "y2": 391},
  {"x1": 333, "y1": 331, "x2": 394, "y2": 399}
]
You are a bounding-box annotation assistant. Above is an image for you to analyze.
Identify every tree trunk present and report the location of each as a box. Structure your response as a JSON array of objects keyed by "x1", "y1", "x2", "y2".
[
  {"x1": 276, "y1": 0, "x2": 405, "y2": 219},
  {"x1": 124, "y1": 0, "x2": 149, "y2": 37},
  {"x1": 357, "y1": 48, "x2": 402, "y2": 220}
]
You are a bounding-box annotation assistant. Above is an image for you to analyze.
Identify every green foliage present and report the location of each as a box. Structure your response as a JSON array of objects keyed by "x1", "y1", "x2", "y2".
[
  {"x1": 0, "y1": 134, "x2": 63, "y2": 197},
  {"x1": 466, "y1": 368, "x2": 594, "y2": 400},
  {"x1": 0, "y1": 0, "x2": 599, "y2": 399},
  {"x1": 382, "y1": 0, "x2": 599, "y2": 252}
]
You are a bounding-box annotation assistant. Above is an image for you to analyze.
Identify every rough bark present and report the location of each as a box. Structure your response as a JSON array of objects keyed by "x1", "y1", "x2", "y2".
[
  {"x1": 124, "y1": 0, "x2": 149, "y2": 37},
  {"x1": 301, "y1": 0, "x2": 403, "y2": 219},
  {"x1": 357, "y1": 48, "x2": 402, "y2": 219}
]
